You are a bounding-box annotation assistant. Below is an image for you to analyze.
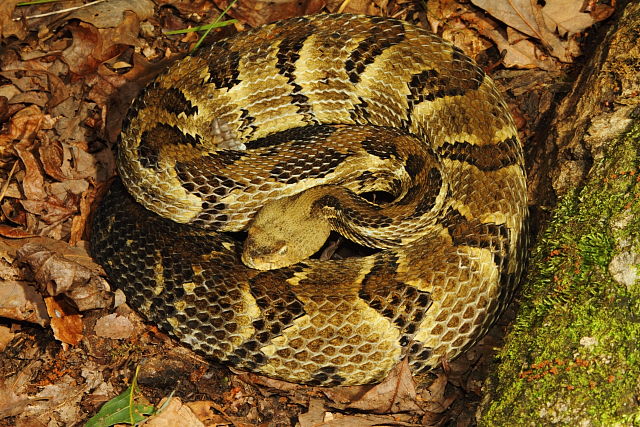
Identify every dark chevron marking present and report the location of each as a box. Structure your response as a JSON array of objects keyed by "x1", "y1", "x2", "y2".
[
  {"x1": 275, "y1": 29, "x2": 317, "y2": 122},
  {"x1": 241, "y1": 269, "x2": 306, "y2": 359},
  {"x1": 246, "y1": 125, "x2": 338, "y2": 150},
  {"x1": 403, "y1": 59, "x2": 485, "y2": 129},
  {"x1": 237, "y1": 108, "x2": 257, "y2": 140},
  {"x1": 359, "y1": 255, "x2": 432, "y2": 336},
  {"x1": 441, "y1": 208, "x2": 510, "y2": 268},
  {"x1": 206, "y1": 42, "x2": 241, "y2": 90},
  {"x1": 349, "y1": 96, "x2": 370, "y2": 124},
  {"x1": 413, "y1": 167, "x2": 443, "y2": 216},
  {"x1": 313, "y1": 194, "x2": 397, "y2": 230},
  {"x1": 138, "y1": 124, "x2": 201, "y2": 170},
  {"x1": 269, "y1": 148, "x2": 349, "y2": 185},
  {"x1": 158, "y1": 87, "x2": 199, "y2": 117},
  {"x1": 309, "y1": 366, "x2": 347, "y2": 386},
  {"x1": 345, "y1": 23, "x2": 405, "y2": 84},
  {"x1": 210, "y1": 150, "x2": 247, "y2": 166},
  {"x1": 438, "y1": 136, "x2": 520, "y2": 171},
  {"x1": 451, "y1": 45, "x2": 486, "y2": 83},
  {"x1": 404, "y1": 154, "x2": 425, "y2": 179},
  {"x1": 359, "y1": 137, "x2": 399, "y2": 160}
]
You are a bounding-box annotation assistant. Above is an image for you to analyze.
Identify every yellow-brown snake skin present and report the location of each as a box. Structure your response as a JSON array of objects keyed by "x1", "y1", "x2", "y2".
[{"x1": 91, "y1": 14, "x2": 528, "y2": 386}]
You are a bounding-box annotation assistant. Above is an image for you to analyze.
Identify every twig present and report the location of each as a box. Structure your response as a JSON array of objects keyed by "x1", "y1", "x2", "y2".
[
  {"x1": 0, "y1": 161, "x2": 19, "y2": 205},
  {"x1": 14, "y1": 0, "x2": 107, "y2": 20}
]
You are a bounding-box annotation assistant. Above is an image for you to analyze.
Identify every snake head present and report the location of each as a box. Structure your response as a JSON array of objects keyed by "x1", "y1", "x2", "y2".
[{"x1": 241, "y1": 191, "x2": 332, "y2": 271}]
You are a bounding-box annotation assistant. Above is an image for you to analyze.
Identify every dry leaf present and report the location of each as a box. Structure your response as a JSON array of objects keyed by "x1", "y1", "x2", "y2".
[
  {"x1": 0, "y1": 104, "x2": 46, "y2": 154},
  {"x1": 298, "y1": 398, "x2": 326, "y2": 427},
  {"x1": 0, "y1": 225, "x2": 34, "y2": 238},
  {"x1": 0, "y1": 325, "x2": 16, "y2": 351},
  {"x1": 94, "y1": 313, "x2": 134, "y2": 340},
  {"x1": 0, "y1": 281, "x2": 49, "y2": 326},
  {"x1": 214, "y1": 0, "x2": 325, "y2": 27},
  {"x1": 470, "y1": 0, "x2": 572, "y2": 62},
  {"x1": 542, "y1": 0, "x2": 596, "y2": 37},
  {"x1": 69, "y1": 186, "x2": 96, "y2": 245},
  {"x1": 18, "y1": 243, "x2": 91, "y2": 295},
  {"x1": 62, "y1": 22, "x2": 116, "y2": 76},
  {"x1": 236, "y1": 371, "x2": 305, "y2": 392},
  {"x1": 20, "y1": 198, "x2": 76, "y2": 224},
  {"x1": 145, "y1": 397, "x2": 205, "y2": 427},
  {"x1": 185, "y1": 401, "x2": 234, "y2": 425},
  {"x1": 0, "y1": 379, "x2": 31, "y2": 419},
  {"x1": 324, "y1": 359, "x2": 421, "y2": 414},
  {"x1": 66, "y1": 0, "x2": 155, "y2": 29},
  {"x1": 462, "y1": 12, "x2": 558, "y2": 70},
  {"x1": 45, "y1": 297, "x2": 83, "y2": 347},
  {"x1": 0, "y1": 0, "x2": 27, "y2": 40},
  {"x1": 17, "y1": 242, "x2": 112, "y2": 311}
]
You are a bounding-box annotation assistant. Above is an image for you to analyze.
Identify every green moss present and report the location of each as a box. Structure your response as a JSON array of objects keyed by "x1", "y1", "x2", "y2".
[{"x1": 479, "y1": 122, "x2": 640, "y2": 425}]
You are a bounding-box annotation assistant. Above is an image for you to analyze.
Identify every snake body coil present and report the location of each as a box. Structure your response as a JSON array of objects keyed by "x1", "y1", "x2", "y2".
[{"x1": 92, "y1": 14, "x2": 528, "y2": 386}]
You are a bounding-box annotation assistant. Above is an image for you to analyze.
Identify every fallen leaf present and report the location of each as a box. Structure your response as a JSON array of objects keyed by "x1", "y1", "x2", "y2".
[
  {"x1": 66, "y1": 0, "x2": 155, "y2": 29},
  {"x1": 323, "y1": 359, "x2": 421, "y2": 414},
  {"x1": 214, "y1": 0, "x2": 325, "y2": 27},
  {"x1": 298, "y1": 398, "x2": 326, "y2": 427},
  {"x1": 317, "y1": 413, "x2": 417, "y2": 426},
  {"x1": 62, "y1": 22, "x2": 121, "y2": 76},
  {"x1": 0, "y1": 224, "x2": 34, "y2": 238},
  {"x1": 0, "y1": 0, "x2": 27, "y2": 40},
  {"x1": 0, "y1": 281, "x2": 49, "y2": 326},
  {"x1": 461, "y1": 11, "x2": 558, "y2": 70},
  {"x1": 20, "y1": 198, "x2": 76, "y2": 224},
  {"x1": 236, "y1": 371, "x2": 305, "y2": 392},
  {"x1": 94, "y1": 313, "x2": 134, "y2": 340},
  {"x1": 0, "y1": 104, "x2": 46, "y2": 158},
  {"x1": 145, "y1": 397, "x2": 205, "y2": 427},
  {"x1": 17, "y1": 243, "x2": 91, "y2": 294},
  {"x1": 0, "y1": 379, "x2": 31, "y2": 419},
  {"x1": 17, "y1": 242, "x2": 112, "y2": 311},
  {"x1": 69, "y1": 186, "x2": 96, "y2": 245},
  {"x1": 0, "y1": 325, "x2": 15, "y2": 351},
  {"x1": 470, "y1": 0, "x2": 573, "y2": 62},
  {"x1": 419, "y1": 373, "x2": 454, "y2": 413},
  {"x1": 185, "y1": 401, "x2": 235, "y2": 425},
  {"x1": 44, "y1": 297, "x2": 83, "y2": 347},
  {"x1": 542, "y1": 0, "x2": 596, "y2": 37}
]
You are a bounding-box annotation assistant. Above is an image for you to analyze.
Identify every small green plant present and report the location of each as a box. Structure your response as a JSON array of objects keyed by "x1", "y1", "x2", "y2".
[
  {"x1": 86, "y1": 367, "x2": 156, "y2": 427},
  {"x1": 164, "y1": 0, "x2": 238, "y2": 52}
]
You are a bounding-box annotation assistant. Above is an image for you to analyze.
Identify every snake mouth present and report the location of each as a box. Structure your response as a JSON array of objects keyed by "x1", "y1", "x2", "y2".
[{"x1": 359, "y1": 190, "x2": 397, "y2": 205}]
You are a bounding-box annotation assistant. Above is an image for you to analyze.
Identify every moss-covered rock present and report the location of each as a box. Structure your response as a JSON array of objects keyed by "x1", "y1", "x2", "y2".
[{"x1": 479, "y1": 121, "x2": 640, "y2": 425}]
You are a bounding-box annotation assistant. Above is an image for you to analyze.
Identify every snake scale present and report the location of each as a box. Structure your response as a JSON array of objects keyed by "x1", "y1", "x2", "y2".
[{"x1": 91, "y1": 14, "x2": 528, "y2": 386}]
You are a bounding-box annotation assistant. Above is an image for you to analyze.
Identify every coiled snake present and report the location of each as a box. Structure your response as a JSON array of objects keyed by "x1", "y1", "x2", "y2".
[{"x1": 91, "y1": 14, "x2": 528, "y2": 386}]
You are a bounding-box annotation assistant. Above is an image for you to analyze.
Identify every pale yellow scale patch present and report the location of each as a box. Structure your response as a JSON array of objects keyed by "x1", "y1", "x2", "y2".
[
  {"x1": 118, "y1": 126, "x2": 203, "y2": 224},
  {"x1": 435, "y1": 124, "x2": 518, "y2": 148},
  {"x1": 224, "y1": 45, "x2": 307, "y2": 140},
  {"x1": 229, "y1": 284, "x2": 262, "y2": 345},
  {"x1": 182, "y1": 282, "x2": 197, "y2": 295},
  {"x1": 150, "y1": 255, "x2": 166, "y2": 298},
  {"x1": 161, "y1": 56, "x2": 211, "y2": 88},
  {"x1": 293, "y1": 34, "x2": 362, "y2": 123},
  {"x1": 258, "y1": 296, "x2": 403, "y2": 383},
  {"x1": 413, "y1": 245, "x2": 500, "y2": 366},
  {"x1": 116, "y1": 58, "x2": 217, "y2": 224},
  {"x1": 283, "y1": 269, "x2": 310, "y2": 288}
]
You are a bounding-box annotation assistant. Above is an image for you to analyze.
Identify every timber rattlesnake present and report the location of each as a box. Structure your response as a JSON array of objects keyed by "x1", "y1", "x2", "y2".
[{"x1": 91, "y1": 14, "x2": 528, "y2": 386}]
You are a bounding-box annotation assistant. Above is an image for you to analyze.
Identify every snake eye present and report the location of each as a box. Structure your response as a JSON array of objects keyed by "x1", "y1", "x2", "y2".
[{"x1": 277, "y1": 245, "x2": 288, "y2": 256}]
